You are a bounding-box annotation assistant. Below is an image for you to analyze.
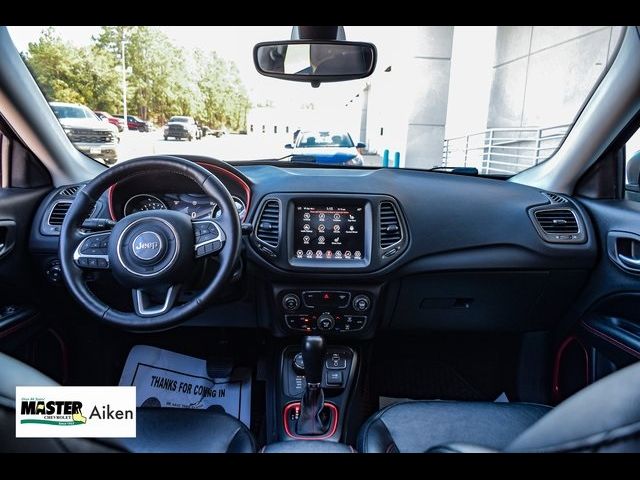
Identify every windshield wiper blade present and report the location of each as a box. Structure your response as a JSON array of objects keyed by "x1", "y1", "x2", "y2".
[{"x1": 429, "y1": 166, "x2": 478, "y2": 175}]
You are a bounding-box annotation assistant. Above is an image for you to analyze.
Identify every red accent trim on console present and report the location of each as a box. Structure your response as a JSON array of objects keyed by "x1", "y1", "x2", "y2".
[
  {"x1": 552, "y1": 335, "x2": 589, "y2": 403},
  {"x1": 582, "y1": 321, "x2": 640, "y2": 359},
  {"x1": 283, "y1": 401, "x2": 339, "y2": 440}
]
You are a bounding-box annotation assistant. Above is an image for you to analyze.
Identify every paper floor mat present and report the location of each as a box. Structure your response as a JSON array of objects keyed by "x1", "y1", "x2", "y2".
[{"x1": 119, "y1": 345, "x2": 251, "y2": 427}]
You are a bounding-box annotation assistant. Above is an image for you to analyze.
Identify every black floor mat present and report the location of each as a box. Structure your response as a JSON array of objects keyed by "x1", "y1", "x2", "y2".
[{"x1": 371, "y1": 333, "x2": 520, "y2": 402}]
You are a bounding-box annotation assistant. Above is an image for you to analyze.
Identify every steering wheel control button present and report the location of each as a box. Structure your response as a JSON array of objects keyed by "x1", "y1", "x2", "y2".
[
  {"x1": 131, "y1": 231, "x2": 164, "y2": 261},
  {"x1": 352, "y1": 294, "x2": 371, "y2": 312},
  {"x1": 317, "y1": 313, "x2": 335, "y2": 331},
  {"x1": 193, "y1": 220, "x2": 225, "y2": 258},
  {"x1": 282, "y1": 293, "x2": 301, "y2": 311},
  {"x1": 74, "y1": 232, "x2": 111, "y2": 269}
]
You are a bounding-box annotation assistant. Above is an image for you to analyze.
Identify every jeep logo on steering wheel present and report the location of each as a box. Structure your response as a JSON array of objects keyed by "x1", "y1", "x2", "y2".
[{"x1": 131, "y1": 232, "x2": 163, "y2": 261}]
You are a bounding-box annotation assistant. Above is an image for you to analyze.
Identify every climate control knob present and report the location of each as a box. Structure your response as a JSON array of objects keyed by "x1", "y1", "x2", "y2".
[
  {"x1": 352, "y1": 294, "x2": 371, "y2": 312},
  {"x1": 317, "y1": 313, "x2": 335, "y2": 331},
  {"x1": 282, "y1": 293, "x2": 301, "y2": 312}
]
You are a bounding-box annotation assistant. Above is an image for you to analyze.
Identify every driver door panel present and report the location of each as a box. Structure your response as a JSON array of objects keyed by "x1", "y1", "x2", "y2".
[{"x1": 0, "y1": 187, "x2": 49, "y2": 349}]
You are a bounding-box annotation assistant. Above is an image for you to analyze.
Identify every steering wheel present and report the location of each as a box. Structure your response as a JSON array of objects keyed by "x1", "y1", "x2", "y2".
[{"x1": 59, "y1": 156, "x2": 242, "y2": 330}]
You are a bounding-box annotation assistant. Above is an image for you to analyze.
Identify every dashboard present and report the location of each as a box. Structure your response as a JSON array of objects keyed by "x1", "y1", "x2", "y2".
[{"x1": 29, "y1": 158, "x2": 599, "y2": 338}]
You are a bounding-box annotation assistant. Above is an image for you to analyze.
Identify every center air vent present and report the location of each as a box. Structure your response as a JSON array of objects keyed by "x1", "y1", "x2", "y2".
[
  {"x1": 48, "y1": 201, "x2": 72, "y2": 226},
  {"x1": 256, "y1": 200, "x2": 280, "y2": 247},
  {"x1": 379, "y1": 202, "x2": 402, "y2": 248}
]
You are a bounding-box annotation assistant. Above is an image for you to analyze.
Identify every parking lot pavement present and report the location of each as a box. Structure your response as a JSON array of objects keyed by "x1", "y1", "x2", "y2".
[
  {"x1": 116, "y1": 131, "x2": 287, "y2": 163},
  {"x1": 113, "y1": 131, "x2": 383, "y2": 167}
]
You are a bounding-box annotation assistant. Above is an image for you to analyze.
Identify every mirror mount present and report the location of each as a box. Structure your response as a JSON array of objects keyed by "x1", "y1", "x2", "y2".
[
  {"x1": 253, "y1": 40, "x2": 377, "y2": 87},
  {"x1": 291, "y1": 26, "x2": 346, "y2": 41}
]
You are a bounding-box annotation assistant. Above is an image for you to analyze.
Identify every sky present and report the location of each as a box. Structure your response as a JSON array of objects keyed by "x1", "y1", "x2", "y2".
[{"x1": 6, "y1": 26, "x2": 403, "y2": 112}]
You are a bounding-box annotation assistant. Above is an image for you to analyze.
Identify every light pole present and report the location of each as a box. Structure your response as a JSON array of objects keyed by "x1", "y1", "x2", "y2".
[{"x1": 121, "y1": 35, "x2": 129, "y2": 131}]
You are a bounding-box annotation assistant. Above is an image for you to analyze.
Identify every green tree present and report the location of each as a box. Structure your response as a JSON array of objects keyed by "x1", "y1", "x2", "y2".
[
  {"x1": 22, "y1": 27, "x2": 120, "y2": 111},
  {"x1": 25, "y1": 26, "x2": 251, "y2": 129}
]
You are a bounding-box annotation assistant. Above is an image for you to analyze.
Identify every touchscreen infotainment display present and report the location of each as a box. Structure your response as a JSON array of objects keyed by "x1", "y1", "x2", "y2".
[{"x1": 293, "y1": 204, "x2": 365, "y2": 260}]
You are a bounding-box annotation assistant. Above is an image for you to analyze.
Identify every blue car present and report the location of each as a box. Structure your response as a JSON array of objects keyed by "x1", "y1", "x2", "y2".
[{"x1": 286, "y1": 130, "x2": 365, "y2": 166}]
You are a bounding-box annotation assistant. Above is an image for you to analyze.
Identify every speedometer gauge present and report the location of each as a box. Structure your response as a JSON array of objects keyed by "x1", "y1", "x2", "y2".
[{"x1": 123, "y1": 194, "x2": 167, "y2": 216}]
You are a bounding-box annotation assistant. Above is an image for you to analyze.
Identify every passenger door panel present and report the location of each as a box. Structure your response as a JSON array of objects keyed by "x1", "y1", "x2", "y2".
[{"x1": 572, "y1": 198, "x2": 640, "y2": 382}]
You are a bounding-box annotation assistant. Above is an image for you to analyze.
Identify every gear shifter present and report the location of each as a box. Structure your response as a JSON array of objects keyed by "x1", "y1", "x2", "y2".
[{"x1": 295, "y1": 335, "x2": 329, "y2": 436}]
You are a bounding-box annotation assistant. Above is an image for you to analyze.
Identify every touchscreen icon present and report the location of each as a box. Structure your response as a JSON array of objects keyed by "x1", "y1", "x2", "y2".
[
  {"x1": 296, "y1": 250, "x2": 304, "y2": 258},
  {"x1": 303, "y1": 212, "x2": 310, "y2": 220},
  {"x1": 349, "y1": 214, "x2": 355, "y2": 220},
  {"x1": 349, "y1": 225, "x2": 354, "y2": 231},
  {"x1": 303, "y1": 235, "x2": 310, "y2": 244},
  {"x1": 344, "y1": 251, "x2": 352, "y2": 258},
  {"x1": 306, "y1": 250, "x2": 313, "y2": 258},
  {"x1": 318, "y1": 224, "x2": 326, "y2": 233},
  {"x1": 354, "y1": 250, "x2": 362, "y2": 259},
  {"x1": 335, "y1": 250, "x2": 342, "y2": 259},
  {"x1": 315, "y1": 250, "x2": 323, "y2": 258},
  {"x1": 325, "y1": 250, "x2": 333, "y2": 258},
  {"x1": 333, "y1": 225, "x2": 340, "y2": 232},
  {"x1": 303, "y1": 224, "x2": 311, "y2": 232},
  {"x1": 333, "y1": 213, "x2": 341, "y2": 221},
  {"x1": 319, "y1": 213, "x2": 325, "y2": 221},
  {"x1": 318, "y1": 236, "x2": 325, "y2": 245}
]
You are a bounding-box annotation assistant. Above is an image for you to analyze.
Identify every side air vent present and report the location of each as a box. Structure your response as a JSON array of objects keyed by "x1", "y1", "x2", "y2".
[
  {"x1": 542, "y1": 192, "x2": 567, "y2": 204},
  {"x1": 60, "y1": 185, "x2": 83, "y2": 196},
  {"x1": 256, "y1": 200, "x2": 280, "y2": 247},
  {"x1": 530, "y1": 206, "x2": 586, "y2": 244},
  {"x1": 379, "y1": 202, "x2": 402, "y2": 248},
  {"x1": 48, "y1": 201, "x2": 72, "y2": 226},
  {"x1": 534, "y1": 209, "x2": 579, "y2": 234}
]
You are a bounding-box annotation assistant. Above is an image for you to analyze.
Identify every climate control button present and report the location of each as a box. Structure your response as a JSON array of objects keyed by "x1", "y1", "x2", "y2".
[
  {"x1": 352, "y1": 294, "x2": 371, "y2": 312},
  {"x1": 317, "y1": 313, "x2": 335, "y2": 331},
  {"x1": 282, "y1": 293, "x2": 301, "y2": 311}
]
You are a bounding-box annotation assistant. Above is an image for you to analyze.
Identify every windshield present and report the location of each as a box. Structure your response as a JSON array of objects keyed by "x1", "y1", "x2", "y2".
[
  {"x1": 51, "y1": 104, "x2": 96, "y2": 120},
  {"x1": 8, "y1": 26, "x2": 622, "y2": 173}
]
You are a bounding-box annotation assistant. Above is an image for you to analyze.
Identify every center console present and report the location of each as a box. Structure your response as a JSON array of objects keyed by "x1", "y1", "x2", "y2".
[
  {"x1": 250, "y1": 194, "x2": 407, "y2": 337},
  {"x1": 277, "y1": 338, "x2": 358, "y2": 442}
]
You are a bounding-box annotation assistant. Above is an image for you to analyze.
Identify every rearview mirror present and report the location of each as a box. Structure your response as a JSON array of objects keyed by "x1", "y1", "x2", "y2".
[
  {"x1": 285, "y1": 143, "x2": 294, "y2": 149},
  {"x1": 254, "y1": 40, "x2": 377, "y2": 85}
]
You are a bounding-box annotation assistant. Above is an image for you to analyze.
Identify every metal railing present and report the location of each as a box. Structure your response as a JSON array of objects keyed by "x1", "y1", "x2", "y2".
[{"x1": 442, "y1": 124, "x2": 570, "y2": 175}]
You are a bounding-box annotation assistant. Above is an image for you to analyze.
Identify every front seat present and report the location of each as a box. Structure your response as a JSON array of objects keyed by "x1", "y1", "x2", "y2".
[
  {"x1": 0, "y1": 352, "x2": 255, "y2": 453},
  {"x1": 358, "y1": 360, "x2": 640, "y2": 453}
]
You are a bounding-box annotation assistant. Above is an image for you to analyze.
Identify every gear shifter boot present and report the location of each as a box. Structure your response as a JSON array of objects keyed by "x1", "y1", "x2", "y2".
[{"x1": 296, "y1": 384, "x2": 330, "y2": 435}]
